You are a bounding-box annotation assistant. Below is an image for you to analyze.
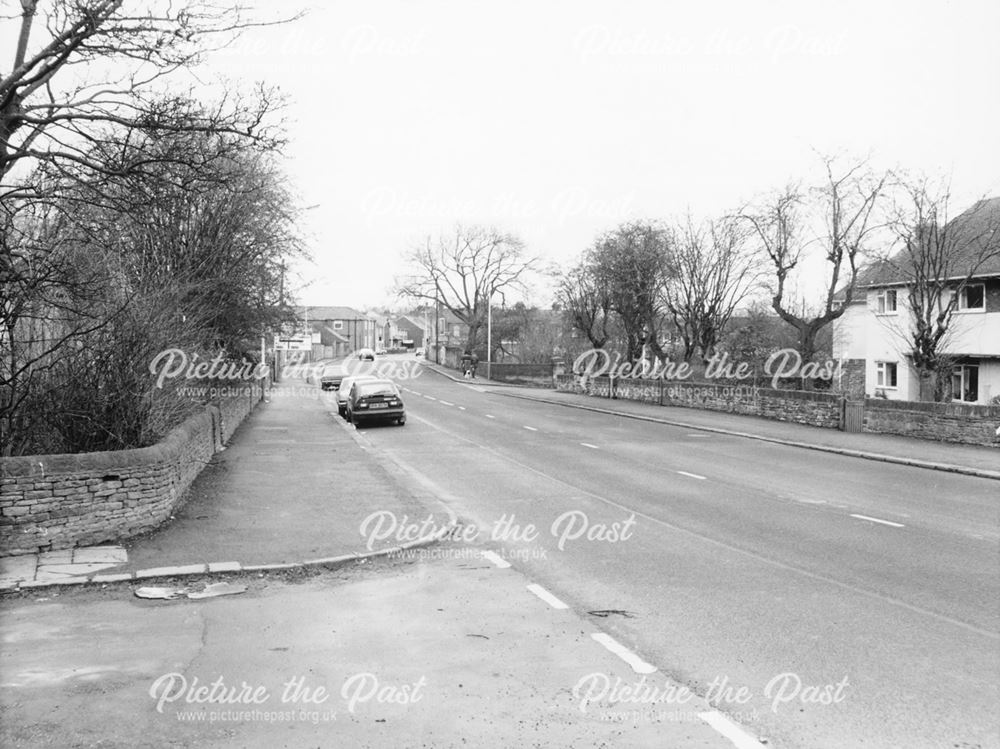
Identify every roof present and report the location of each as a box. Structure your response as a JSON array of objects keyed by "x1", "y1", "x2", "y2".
[
  {"x1": 298, "y1": 306, "x2": 376, "y2": 321},
  {"x1": 311, "y1": 324, "x2": 349, "y2": 345},
  {"x1": 857, "y1": 197, "x2": 1000, "y2": 288}
]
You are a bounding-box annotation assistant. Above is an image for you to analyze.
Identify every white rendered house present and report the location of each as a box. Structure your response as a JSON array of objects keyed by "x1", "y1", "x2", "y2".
[{"x1": 834, "y1": 199, "x2": 1000, "y2": 404}]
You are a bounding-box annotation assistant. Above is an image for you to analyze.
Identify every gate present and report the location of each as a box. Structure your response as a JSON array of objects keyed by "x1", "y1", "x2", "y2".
[{"x1": 841, "y1": 399, "x2": 864, "y2": 432}]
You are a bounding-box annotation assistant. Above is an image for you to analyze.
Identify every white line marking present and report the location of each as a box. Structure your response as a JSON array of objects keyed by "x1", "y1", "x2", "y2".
[
  {"x1": 796, "y1": 498, "x2": 827, "y2": 504},
  {"x1": 676, "y1": 470, "x2": 707, "y2": 480},
  {"x1": 590, "y1": 633, "x2": 657, "y2": 674},
  {"x1": 440, "y1": 400, "x2": 454, "y2": 406},
  {"x1": 423, "y1": 395, "x2": 436, "y2": 401},
  {"x1": 485, "y1": 414, "x2": 495, "y2": 419},
  {"x1": 698, "y1": 710, "x2": 767, "y2": 748},
  {"x1": 410, "y1": 391, "x2": 421, "y2": 396},
  {"x1": 523, "y1": 426, "x2": 538, "y2": 431},
  {"x1": 526, "y1": 583, "x2": 568, "y2": 609},
  {"x1": 481, "y1": 550, "x2": 511, "y2": 569},
  {"x1": 458, "y1": 406, "x2": 466, "y2": 410},
  {"x1": 850, "y1": 513, "x2": 905, "y2": 528},
  {"x1": 580, "y1": 443, "x2": 599, "y2": 449}
]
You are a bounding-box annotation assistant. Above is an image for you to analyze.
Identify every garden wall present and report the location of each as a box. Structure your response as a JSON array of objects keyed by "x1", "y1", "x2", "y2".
[
  {"x1": 0, "y1": 382, "x2": 266, "y2": 557},
  {"x1": 554, "y1": 375, "x2": 1000, "y2": 447}
]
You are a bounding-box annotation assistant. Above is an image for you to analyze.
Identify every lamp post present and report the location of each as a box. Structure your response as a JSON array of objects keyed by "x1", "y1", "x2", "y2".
[{"x1": 486, "y1": 289, "x2": 493, "y2": 380}]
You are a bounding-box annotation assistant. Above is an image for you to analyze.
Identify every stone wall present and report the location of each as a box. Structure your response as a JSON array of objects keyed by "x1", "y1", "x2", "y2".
[
  {"x1": 557, "y1": 376, "x2": 842, "y2": 428},
  {"x1": 486, "y1": 362, "x2": 557, "y2": 387},
  {"x1": 863, "y1": 398, "x2": 1000, "y2": 446},
  {"x1": 554, "y1": 375, "x2": 1000, "y2": 446},
  {"x1": 0, "y1": 382, "x2": 266, "y2": 557}
]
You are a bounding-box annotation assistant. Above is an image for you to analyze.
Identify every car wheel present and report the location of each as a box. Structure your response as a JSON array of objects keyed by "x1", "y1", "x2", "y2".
[{"x1": 396, "y1": 415, "x2": 406, "y2": 426}]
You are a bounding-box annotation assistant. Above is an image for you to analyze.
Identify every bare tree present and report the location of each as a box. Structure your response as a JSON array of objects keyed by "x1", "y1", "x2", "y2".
[
  {"x1": 2, "y1": 0, "x2": 293, "y2": 194},
  {"x1": 1, "y1": 122, "x2": 303, "y2": 455},
  {"x1": 589, "y1": 220, "x2": 673, "y2": 361},
  {"x1": 556, "y1": 260, "x2": 611, "y2": 349},
  {"x1": 664, "y1": 214, "x2": 762, "y2": 362},
  {"x1": 742, "y1": 157, "x2": 887, "y2": 367},
  {"x1": 395, "y1": 225, "x2": 536, "y2": 352},
  {"x1": 876, "y1": 180, "x2": 1000, "y2": 401}
]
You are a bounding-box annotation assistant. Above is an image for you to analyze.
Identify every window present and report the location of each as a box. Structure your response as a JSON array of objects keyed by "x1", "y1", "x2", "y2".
[
  {"x1": 958, "y1": 284, "x2": 985, "y2": 311},
  {"x1": 951, "y1": 364, "x2": 979, "y2": 402},
  {"x1": 875, "y1": 361, "x2": 898, "y2": 388},
  {"x1": 332, "y1": 320, "x2": 343, "y2": 330},
  {"x1": 875, "y1": 289, "x2": 897, "y2": 314}
]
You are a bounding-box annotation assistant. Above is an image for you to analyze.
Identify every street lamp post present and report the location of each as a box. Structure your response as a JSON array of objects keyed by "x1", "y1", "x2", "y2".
[{"x1": 486, "y1": 290, "x2": 493, "y2": 380}]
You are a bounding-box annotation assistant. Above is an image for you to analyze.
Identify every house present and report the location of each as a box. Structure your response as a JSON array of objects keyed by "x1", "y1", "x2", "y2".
[
  {"x1": 394, "y1": 314, "x2": 427, "y2": 350},
  {"x1": 298, "y1": 306, "x2": 377, "y2": 358},
  {"x1": 833, "y1": 198, "x2": 1000, "y2": 404}
]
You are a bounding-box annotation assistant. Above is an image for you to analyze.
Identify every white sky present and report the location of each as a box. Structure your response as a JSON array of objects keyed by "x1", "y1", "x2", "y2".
[{"x1": 64, "y1": 2, "x2": 1000, "y2": 308}]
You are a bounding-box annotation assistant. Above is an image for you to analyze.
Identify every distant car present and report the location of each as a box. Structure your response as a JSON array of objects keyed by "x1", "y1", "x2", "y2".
[
  {"x1": 375, "y1": 347, "x2": 387, "y2": 356},
  {"x1": 336, "y1": 374, "x2": 378, "y2": 416},
  {"x1": 356, "y1": 348, "x2": 376, "y2": 361},
  {"x1": 346, "y1": 379, "x2": 406, "y2": 427},
  {"x1": 319, "y1": 365, "x2": 347, "y2": 391}
]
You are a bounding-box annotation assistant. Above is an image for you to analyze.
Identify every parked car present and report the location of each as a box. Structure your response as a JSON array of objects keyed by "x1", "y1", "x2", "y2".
[
  {"x1": 375, "y1": 347, "x2": 387, "y2": 355},
  {"x1": 336, "y1": 374, "x2": 378, "y2": 416},
  {"x1": 346, "y1": 379, "x2": 406, "y2": 427},
  {"x1": 356, "y1": 348, "x2": 376, "y2": 361},
  {"x1": 319, "y1": 364, "x2": 347, "y2": 391}
]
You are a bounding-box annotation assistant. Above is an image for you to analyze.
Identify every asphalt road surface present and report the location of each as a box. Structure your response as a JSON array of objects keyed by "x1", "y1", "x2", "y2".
[{"x1": 349, "y1": 359, "x2": 999, "y2": 749}]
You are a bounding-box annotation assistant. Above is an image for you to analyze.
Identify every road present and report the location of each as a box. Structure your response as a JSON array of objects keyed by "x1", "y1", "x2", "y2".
[{"x1": 350, "y1": 358, "x2": 999, "y2": 749}]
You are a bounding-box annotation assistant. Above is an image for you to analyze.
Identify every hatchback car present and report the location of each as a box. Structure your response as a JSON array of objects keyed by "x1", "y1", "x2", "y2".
[
  {"x1": 346, "y1": 379, "x2": 405, "y2": 427},
  {"x1": 319, "y1": 364, "x2": 347, "y2": 391},
  {"x1": 356, "y1": 348, "x2": 376, "y2": 361},
  {"x1": 336, "y1": 374, "x2": 378, "y2": 416}
]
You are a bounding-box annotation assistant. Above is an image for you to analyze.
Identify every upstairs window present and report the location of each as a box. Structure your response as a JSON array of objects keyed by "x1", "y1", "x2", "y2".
[
  {"x1": 958, "y1": 284, "x2": 985, "y2": 311},
  {"x1": 332, "y1": 320, "x2": 343, "y2": 330},
  {"x1": 875, "y1": 289, "x2": 897, "y2": 314}
]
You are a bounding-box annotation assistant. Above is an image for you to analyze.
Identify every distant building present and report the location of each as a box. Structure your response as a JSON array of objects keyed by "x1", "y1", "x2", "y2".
[
  {"x1": 299, "y1": 306, "x2": 377, "y2": 358},
  {"x1": 394, "y1": 315, "x2": 427, "y2": 350}
]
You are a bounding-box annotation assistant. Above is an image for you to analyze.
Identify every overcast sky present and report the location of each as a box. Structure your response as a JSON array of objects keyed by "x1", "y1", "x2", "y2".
[{"x1": 205, "y1": 0, "x2": 1000, "y2": 310}]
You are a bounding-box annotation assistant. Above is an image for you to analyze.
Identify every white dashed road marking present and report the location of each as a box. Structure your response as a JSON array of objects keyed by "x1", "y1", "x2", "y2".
[
  {"x1": 698, "y1": 710, "x2": 768, "y2": 748},
  {"x1": 850, "y1": 513, "x2": 905, "y2": 528},
  {"x1": 676, "y1": 470, "x2": 707, "y2": 480},
  {"x1": 458, "y1": 406, "x2": 466, "y2": 410},
  {"x1": 481, "y1": 550, "x2": 511, "y2": 569},
  {"x1": 580, "y1": 443, "x2": 599, "y2": 449},
  {"x1": 526, "y1": 583, "x2": 568, "y2": 609},
  {"x1": 523, "y1": 426, "x2": 538, "y2": 431},
  {"x1": 423, "y1": 395, "x2": 436, "y2": 401},
  {"x1": 590, "y1": 633, "x2": 657, "y2": 674},
  {"x1": 440, "y1": 400, "x2": 454, "y2": 406},
  {"x1": 485, "y1": 414, "x2": 495, "y2": 419}
]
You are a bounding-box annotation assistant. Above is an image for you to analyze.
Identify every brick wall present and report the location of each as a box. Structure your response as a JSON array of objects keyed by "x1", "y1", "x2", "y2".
[{"x1": 0, "y1": 383, "x2": 265, "y2": 557}]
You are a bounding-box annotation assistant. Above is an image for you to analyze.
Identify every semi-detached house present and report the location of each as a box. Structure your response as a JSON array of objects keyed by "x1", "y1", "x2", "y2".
[{"x1": 833, "y1": 198, "x2": 1000, "y2": 404}]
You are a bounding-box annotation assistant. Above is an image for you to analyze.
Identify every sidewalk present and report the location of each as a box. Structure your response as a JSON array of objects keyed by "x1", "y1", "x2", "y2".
[
  {"x1": 0, "y1": 378, "x2": 454, "y2": 589},
  {"x1": 493, "y1": 386, "x2": 1000, "y2": 480}
]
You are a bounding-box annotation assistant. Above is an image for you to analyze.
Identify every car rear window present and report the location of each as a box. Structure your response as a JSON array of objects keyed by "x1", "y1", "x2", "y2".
[{"x1": 356, "y1": 382, "x2": 397, "y2": 397}]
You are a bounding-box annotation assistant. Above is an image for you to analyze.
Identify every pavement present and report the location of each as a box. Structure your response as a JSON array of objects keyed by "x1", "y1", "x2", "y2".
[
  {"x1": 422, "y1": 361, "x2": 1000, "y2": 480},
  {"x1": 0, "y1": 376, "x2": 455, "y2": 590}
]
